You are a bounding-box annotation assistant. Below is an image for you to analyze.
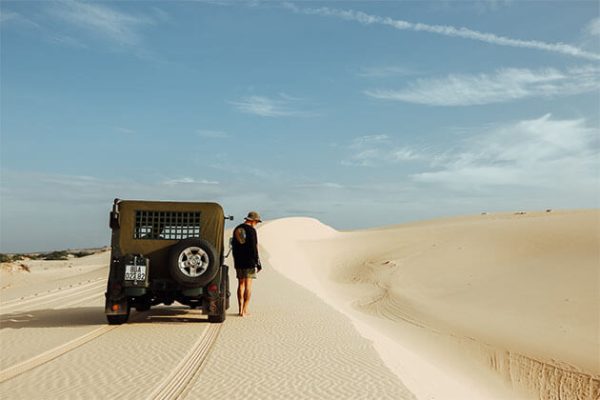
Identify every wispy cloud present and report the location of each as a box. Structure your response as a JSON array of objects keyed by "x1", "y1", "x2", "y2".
[
  {"x1": 115, "y1": 127, "x2": 136, "y2": 135},
  {"x1": 0, "y1": 9, "x2": 41, "y2": 28},
  {"x1": 46, "y1": 33, "x2": 87, "y2": 48},
  {"x1": 0, "y1": 10, "x2": 18, "y2": 23},
  {"x1": 584, "y1": 17, "x2": 600, "y2": 37},
  {"x1": 284, "y1": 3, "x2": 600, "y2": 61},
  {"x1": 196, "y1": 129, "x2": 230, "y2": 139},
  {"x1": 295, "y1": 182, "x2": 344, "y2": 189},
  {"x1": 1, "y1": 8, "x2": 86, "y2": 49},
  {"x1": 343, "y1": 134, "x2": 422, "y2": 167},
  {"x1": 350, "y1": 134, "x2": 390, "y2": 147},
  {"x1": 365, "y1": 65, "x2": 600, "y2": 106},
  {"x1": 412, "y1": 114, "x2": 599, "y2": 188},
  {"x1": 163, "y1": 177, "x2": 219, "y2": 185},
  {"x1": 48, "y1": 0, "x2": 154, "y2": 47},
  {"x1": 472, "y1": 0, "x2": 513, "y2": 14},
  {"x1": 357, "y1": 66, "x2": 419, "y2": 78},
  {"x1": 230, "y1": 94, "x2": 312, "y2": 117}
]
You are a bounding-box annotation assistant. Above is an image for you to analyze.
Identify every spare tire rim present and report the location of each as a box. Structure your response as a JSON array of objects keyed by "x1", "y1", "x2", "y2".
[{"x1": 178, "y1": 246, "x2": 209, "y2": 277}]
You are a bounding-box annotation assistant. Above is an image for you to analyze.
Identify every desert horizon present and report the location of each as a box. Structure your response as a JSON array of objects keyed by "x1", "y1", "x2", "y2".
[{"x1": 1, "y1": 209, "x2": 598, "y2": 399}]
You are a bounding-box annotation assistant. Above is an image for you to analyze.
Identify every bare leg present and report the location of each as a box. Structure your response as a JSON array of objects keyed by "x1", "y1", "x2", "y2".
[
  {"x1": 241, "y1": 278, "x2": 253, "y2": 316},
  {"x1": 237, "y1": 278, "x2": 246, "y2": 316}
]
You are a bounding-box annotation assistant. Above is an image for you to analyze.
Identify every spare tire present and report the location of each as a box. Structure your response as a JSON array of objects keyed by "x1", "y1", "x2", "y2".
[{"x1": 169, "y1": 238, "x2": 218, "y2": 287}]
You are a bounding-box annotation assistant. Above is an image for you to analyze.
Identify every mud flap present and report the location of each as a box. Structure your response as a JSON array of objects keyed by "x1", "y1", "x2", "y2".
[{"x1": 105, "y1": 296, "x2": 129, "y2": 316}]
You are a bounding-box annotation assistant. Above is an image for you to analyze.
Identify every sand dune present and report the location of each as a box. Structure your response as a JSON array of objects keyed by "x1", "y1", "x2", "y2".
[
  {"x1": 1, "y1": 210, "x2": 598, "y2": 399},
  {"x1": 259, "y1": 210, "x2": 600, "y2": 400}
]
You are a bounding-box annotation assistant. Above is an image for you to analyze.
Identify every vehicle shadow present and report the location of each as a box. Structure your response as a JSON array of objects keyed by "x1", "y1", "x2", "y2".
[
  {"x1": 132, "y1": 306, "x2": 210, "y2": 324},
  {"x1": 0, "y1": 307, "x2": 105, "y2": 329},
  {"x1": 0, "y1": 306, "x2": 229, "y2": 328}
]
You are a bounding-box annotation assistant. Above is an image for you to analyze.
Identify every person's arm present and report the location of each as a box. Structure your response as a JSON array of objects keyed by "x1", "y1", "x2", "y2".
[{"x1": 250, "y1": 228, "x2": 261, "y2": 271}]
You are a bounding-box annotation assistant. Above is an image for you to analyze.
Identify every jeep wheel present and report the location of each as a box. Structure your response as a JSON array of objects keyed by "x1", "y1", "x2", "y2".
[
  {"x1": 107, "y1": 304, "x2": 130, "y2": 325},
  {"x1": 208, "y1": 313, "x2": 225, "y2": 323},
  {"x1": 107, "y1": 314, "x2": 129, "y2": 325},
  {"x1": 209, "y1": 268, "x2": 228, "y2": 323},
  {"x1": 169, "y1": 238, "x2": 218, "y2": 287},
  {"x1": 223, "y1": 267, "x2": 230, "y2": 310}
]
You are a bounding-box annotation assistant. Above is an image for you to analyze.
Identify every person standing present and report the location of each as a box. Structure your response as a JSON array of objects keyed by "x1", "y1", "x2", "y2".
[{"x1": 231, "y1": 211, "x2": 262, "y2": 317}]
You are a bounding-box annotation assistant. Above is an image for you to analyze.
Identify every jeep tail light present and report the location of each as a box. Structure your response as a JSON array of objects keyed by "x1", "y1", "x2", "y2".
[
  {"x1": 112, "y1": 304, "x2": 120, "y2": 311},
  {"x1": 208, "y1": 284, "x2": 218, "y2": 293}
]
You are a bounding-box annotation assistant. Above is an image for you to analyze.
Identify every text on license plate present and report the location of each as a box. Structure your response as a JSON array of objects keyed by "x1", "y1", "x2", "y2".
[{"x1": 125, "y1": 265, "x2": 147, "y2": 281}]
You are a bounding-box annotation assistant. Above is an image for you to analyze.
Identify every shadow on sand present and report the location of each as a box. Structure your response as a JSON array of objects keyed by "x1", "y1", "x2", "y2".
[
  {"x1": 0, "y1": 307, "x2": 106, "y2": 329},
  {"x1": 0, "y1": 306, "x2": 230, "y2": 329}
]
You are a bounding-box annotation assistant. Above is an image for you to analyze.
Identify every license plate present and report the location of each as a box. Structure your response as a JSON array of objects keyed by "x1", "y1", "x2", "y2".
[{"x1": 125, "y1": 264, "x2": 147, "y2": 281}]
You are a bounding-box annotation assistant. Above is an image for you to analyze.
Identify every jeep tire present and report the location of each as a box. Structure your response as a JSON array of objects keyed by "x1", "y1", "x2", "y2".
[
  {"x1": 208, "y1": 267, "x2": 228, "y2": 323},
  {"x1": 169, "y1": 238, "x2": 218, "y2": 287},
  {"x1": 107, "y1": 303, "x2": 130, "y2": 325}
]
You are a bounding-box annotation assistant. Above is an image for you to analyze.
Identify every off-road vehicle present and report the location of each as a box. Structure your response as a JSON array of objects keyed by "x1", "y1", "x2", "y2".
[{"x1": 104, "y1": 199, "x2": 231, "y2": 324}]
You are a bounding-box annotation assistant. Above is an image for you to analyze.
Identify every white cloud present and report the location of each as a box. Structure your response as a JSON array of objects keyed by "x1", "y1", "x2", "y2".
[
  {"x1": 344, "y1": 134, "x2": 422, "y2": 167},
  {"x1": 472, "y1": 0, "x2": 513, "y2": 14},
  {"x1": 48, "y1": 0, "x2": 153, "y2": 46},
  {"x1": 295, "y1": 182, "x2": 344, "y2": 189},
  {"x1": 196, "y1": 129, "x2": 230, "y2": 139},
  {"x1": 40, "y1": 174, "x2": 104, "y2": 188},
  {"x1": 115, "y1": 127, "x2": 135, "y2": 135},
  {"x1": 163, "y1": 177, "x2": 219, "y2": 185},
  {"x1": 1, "y1": 10, "x2": 23, "y2": 23},
  {"x1": 365, "y1": 66, "x2": 600, "y2": 106},
  {"x1": 357, "y1": 66, "x2": 419, "y2": 78},
  {"x1": 412, "y1": 114, "x2": 599, "y2": 189},
  {"x1": 150, "y1": 7, "x2": 171, "y2": 23},
  {"x1": 47, "y1": 33, "x2": 87, "y2": 48},
  {"x1": 0, "y1": 9, "x2": 41, "y2": 28},
  {"x1": 230, "y1": 95, "x2": 311, "y2": 117},
  {"x1": 584, "y1": 17, "x2": 600, "y2": 37},
  {"x1": 284, "y1": 3, "x2": 600, "y2": 61},
  {"x1": 391, "y1": 148, "x2": 421, "y2": 161},
  {"x1": 350, "y1": 134, "x2": 390, "y2": 148}
]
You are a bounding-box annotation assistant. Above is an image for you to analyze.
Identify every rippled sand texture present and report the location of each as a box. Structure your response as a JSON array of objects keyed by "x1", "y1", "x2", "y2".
[
  {"x1": 1, "y1": 242, "x2": 415, "y2": 399},
  {"x1": 189, "y1": 266, "x2": 415, "y2": 400},
  {"x1": 259, "y1": 210, "x2": 600, "y2": 400}
]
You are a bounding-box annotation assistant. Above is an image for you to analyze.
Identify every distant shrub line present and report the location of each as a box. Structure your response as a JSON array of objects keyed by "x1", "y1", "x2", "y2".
[{"x1": 0, "y1": 250, "x2": 96, "y2": 263}]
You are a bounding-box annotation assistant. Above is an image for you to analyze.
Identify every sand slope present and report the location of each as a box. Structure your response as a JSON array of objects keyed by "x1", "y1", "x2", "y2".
[
  {"x1": 259, "y1": 210, "x2": 600, "y2": 400},
  {"x1": 0, "y1": 246, "x2": 414, "y2": 399}
]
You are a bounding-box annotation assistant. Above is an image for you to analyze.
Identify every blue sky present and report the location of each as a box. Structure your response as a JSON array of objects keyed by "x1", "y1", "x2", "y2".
[{"x1": 1, "y1": 0, "x2": 599, "y2": 252}]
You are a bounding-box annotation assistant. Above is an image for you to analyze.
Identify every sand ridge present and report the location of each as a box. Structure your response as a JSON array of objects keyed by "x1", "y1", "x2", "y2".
[{"x1": 259, "y1": 210, "x2": 600, "y2": 400}]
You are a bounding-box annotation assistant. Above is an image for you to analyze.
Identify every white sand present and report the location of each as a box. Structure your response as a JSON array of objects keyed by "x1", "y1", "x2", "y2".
[
  {"x1": 259, "y1": 209, "x2": 600, "y2": 400},
  {"x1": 1, "y1": 210, "x2": 597, "y2": 399},
  {"x1": 0, "y1": 242, "x2": 413, "y2": 399}
]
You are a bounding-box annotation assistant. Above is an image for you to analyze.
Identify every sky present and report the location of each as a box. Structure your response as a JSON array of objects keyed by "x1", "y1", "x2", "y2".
[{"x1": 1, "y1": 0, "x2": 599, "y2": 252}]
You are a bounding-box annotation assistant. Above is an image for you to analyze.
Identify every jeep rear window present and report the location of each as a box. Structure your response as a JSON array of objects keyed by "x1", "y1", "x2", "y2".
[{"x1": 134, "y1": 210, "x2": 201, "y2": 240}]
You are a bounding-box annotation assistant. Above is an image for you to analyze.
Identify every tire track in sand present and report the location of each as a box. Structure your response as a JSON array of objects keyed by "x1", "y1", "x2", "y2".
[
  {"x1": 148, "y1": 324, "x2": 222, "y2": 400},
  {"x1": 0, "y1": 283, "x2": 123, "y2": 382},
  {"x1": 0, "y1": 325, "x2": 118, "y2": 383},
  {"x1": 0, "y1": 278, "x2": 107, "y2": 314}
]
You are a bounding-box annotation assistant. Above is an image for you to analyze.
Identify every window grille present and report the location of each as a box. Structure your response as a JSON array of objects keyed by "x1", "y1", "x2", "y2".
[{"x1": 134, "y1": 210, "x2": 201, "y2": 240}]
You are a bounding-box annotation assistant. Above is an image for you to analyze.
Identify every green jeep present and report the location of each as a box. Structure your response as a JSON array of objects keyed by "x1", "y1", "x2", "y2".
[{"x1": 104, "y1": 199, "x2": 231, "y2": 324}]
